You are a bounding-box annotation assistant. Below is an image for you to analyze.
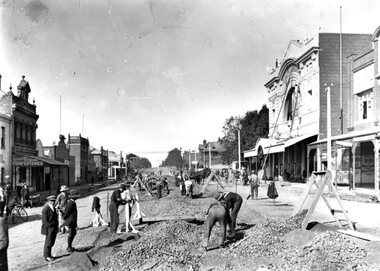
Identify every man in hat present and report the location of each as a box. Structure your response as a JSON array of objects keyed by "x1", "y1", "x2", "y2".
[
  {"x1": 63, "y1": 190, "x2": 79, "y2": 253},
  {"x1": 109, "y1": 184, "x2": 126, "y2": 233},
  {"x1": 55, "y1": 185, "x2": 69, "y2": 233},
  {"x1": 41, "y1": 195, "x2": 58, "y2": 261},
  {"x1": 214, "y1": 191, "x2": 243, "y2": 238}
]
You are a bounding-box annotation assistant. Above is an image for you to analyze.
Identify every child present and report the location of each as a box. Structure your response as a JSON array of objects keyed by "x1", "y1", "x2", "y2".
[{"x1": 91, "y1": 196, "x2": 108, "y2": 227}]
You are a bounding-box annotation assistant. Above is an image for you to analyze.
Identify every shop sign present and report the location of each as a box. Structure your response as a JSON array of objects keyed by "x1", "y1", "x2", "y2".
[{"x1": 13, "y1": 156, "x2": 43, "y2": 167}]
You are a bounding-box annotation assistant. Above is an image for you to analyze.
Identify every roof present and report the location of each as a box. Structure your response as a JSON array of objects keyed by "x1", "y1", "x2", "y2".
[{"x1": 34, "y1": 156, "x2": 68, "y2": 166}]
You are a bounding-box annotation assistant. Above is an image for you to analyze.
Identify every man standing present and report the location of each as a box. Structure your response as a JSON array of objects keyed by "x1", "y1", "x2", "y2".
[
  {"x1": 55, "y1": 185, "x2": 69, "y2": 233},
  {"x1": 215, "y1": 191, "x2": 243, "y2": 237},
  {"x1": 109, "y1": 184, "x2": 126, "y2": 233},
  {"x1": 63, "y1": 190, "x2": 80, "y2": 253},
  {"x1": 248, "y1": 171, "x2": 260, "y2": 200},
  {"x1": 41, "y1": 195, "x2": 58, "y2": 261}
]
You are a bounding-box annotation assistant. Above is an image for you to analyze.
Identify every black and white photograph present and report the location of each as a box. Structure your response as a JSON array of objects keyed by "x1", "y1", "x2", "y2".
[{"x1": 0, "y1": 0, "x2": 380, "y2": 270}]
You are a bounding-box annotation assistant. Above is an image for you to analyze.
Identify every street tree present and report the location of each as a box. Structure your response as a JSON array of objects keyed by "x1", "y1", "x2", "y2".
[{"x1": 162, "y1": 148, "x2": 183, "y2": 169}]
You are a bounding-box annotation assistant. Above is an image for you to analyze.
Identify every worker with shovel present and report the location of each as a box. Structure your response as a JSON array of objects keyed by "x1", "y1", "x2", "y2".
[{"x1": 214, "y1": 191, "x2": 243, "y2": 238}]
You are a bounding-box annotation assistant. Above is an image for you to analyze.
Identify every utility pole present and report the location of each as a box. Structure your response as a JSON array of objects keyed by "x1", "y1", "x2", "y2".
[
  {"x1": 325, "y1": 83, "x2": 333, "y2": 193},
  {"x1": 209, "y1": 144, "x2": 212, "y2": 168}
]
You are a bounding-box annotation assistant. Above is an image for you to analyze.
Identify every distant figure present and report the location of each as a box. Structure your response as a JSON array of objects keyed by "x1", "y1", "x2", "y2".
[
  {"x1": 4, "y1": 183, "x2": 11, "y2": 206},
  {"x1": 41, "y1": 195, "x2": 58, "y2": 262},
  {"x1": 348, "y1": 167, "x2": 354, "y2": 191},
  {"x1": 248, "y1": 171, "x2": 260, "y2": 200},
  {"x1": 91, "y1": 176, "x2": 94, "y2": 186},
  {"x1": 92, "y1": 196, "x2": 108, "y2": 227},
  {"x1": 0, "y1": 187, "x2": 5, "y2": 217},
  {"x1": 302, "y1": 169, "x2": 307, "y2": 183},
  {"x1": 20, "y1": 184, "x2": 30, "y2": 208},
  {"x1": 184, "y1": 179, "x2": 194, "y2": 199}
]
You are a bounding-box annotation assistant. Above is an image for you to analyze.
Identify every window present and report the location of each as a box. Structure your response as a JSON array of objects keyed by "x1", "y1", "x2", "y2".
[
  {"x1": 362, "y1": 101, "x2": 367, "y2": 119},
  {"x1": 1, "y1": 127, "x2": 4, "y2": 148}
]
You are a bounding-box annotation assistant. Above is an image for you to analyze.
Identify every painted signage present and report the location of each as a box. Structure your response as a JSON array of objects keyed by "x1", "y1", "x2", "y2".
[{"x1": 13, "y1": 156, "x2": 43, "y2": 167}]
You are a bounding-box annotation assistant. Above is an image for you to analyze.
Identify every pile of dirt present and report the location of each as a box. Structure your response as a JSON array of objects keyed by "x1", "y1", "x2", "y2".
[
  {"x1": 270, "y1": 231, "x2": 374, "y2": 271},
  {"x1": 232, "y1": 210, "x2": 308, "y2": 258},
  {"x1": 98, "y1": 220, "x2": 205, "y2": 271}
]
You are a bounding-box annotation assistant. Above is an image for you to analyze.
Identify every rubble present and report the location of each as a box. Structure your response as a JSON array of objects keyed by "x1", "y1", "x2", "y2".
[{"x1": 98, "y1": 220, "x2": 205, "y2": 271}]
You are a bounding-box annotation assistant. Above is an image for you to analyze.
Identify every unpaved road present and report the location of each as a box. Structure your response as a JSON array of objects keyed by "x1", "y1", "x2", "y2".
[{"x1": 7, "y1": 177, "x2": 380, "y2": 270}]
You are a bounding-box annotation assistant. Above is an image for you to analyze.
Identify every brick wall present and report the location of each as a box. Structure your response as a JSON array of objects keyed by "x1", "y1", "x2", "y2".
[{"x1": 319, "y1": 33, "x2": 372, "y2": 139}]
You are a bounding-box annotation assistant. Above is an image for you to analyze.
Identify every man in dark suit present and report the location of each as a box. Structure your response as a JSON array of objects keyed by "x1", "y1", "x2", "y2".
[
  {"x1": 109, "y1": 184, "x2": 126, "y2": 233},
  {"x1": 63, "y1": 190, "x2": 80, "y2": 253},
  {"x1": 41, "y1": 195, "x2": 58, "y2": 261}
]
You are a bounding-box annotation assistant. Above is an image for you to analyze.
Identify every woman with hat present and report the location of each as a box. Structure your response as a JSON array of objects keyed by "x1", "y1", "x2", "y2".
[
  {"x1": 41, "y1": 195, "x2": 58, "y2": 261},
  {"x1": 55, "y1": 185, "x2": 69, "y2": 233},
  {"x1": 109, "y1": 184, "x2": 127, "y2": 233},
  {"x1": 63, "y1": 190, "x2": 80, "y2": 253}
]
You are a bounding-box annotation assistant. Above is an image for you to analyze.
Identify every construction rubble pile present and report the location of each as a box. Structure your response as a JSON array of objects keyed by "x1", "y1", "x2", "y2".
[
  {"x1": 232, "y1": 209, "x2": 308, "y2": 257},
  {"x1": 99, "y1": 220, "x2": 204, "y2": 271},
  {"x1": 270, "y1": 231, "x2": 373, "y2": 271}
]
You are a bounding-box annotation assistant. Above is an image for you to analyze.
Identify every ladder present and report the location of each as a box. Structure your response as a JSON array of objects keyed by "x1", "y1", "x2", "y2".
[{"x1": 292, "y1": 170, "x2": 355, "y2": 230}]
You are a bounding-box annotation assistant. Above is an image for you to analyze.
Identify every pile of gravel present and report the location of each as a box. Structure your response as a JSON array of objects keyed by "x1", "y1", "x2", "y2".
[
  {"x1": 99, "y1": 220, "x2": 205, "y2": 271},
  {"x1": 269, "y1": 231, "x2": 373, "y2": 271},
  {"x1": 233, "y1": 210, "x2": 308, "y2": 257}
]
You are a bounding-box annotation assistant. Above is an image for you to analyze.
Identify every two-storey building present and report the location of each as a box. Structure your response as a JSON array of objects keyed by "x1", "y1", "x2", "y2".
[{"x1": 244, "y1": 33, "x2": 372, "y2": 182}]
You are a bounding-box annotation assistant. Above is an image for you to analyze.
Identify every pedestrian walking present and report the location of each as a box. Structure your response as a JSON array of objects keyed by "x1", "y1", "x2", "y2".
[
  {"x1": 4, "y1": 183, "x2": 11, "y2": 207},
  {"x1": 63, "y1": 190, "x2": 80, "y2": 253},
  {"x1": 92, "y1": 196, "x2": 108, "y2": 227},
  {"x1": 0, "y1": 187, "x2": 5, "y2": 217},
  {"x1": 214, "y1": 191, "x2": 243, "y2": 237},
  {"x1": 247, "y1": 171, "x2": 260, "y2": 200},
  {"x1": 41, "y1": 195, "x2": 58, "y2": 261},
  {"x1": 109, "y1": 184, "x2": 126, "y2": 233},
  {"x1": 267, "y1": 181, "x2": 278, "y2": 205},
  {"x1": 55, "y1": 185, "x2": 69, "y2": 233}
]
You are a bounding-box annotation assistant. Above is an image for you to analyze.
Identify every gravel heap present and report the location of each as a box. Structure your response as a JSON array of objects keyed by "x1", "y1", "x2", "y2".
[
  {"x1": 269, "y1": 231, "x2": 373, "y2": 271},
  {"x1": 99, "y1": 220, "x2": 205, "y2": 271},
  {"x1": 233, "y1": 209, "x2": 308, "y2": 257}
]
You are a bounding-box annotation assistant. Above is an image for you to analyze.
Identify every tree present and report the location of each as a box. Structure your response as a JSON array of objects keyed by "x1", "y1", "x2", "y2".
[
  {"x1": 161, "y1": 148, "x2": 183, "y2": 169},
  {"x1": 220, "y1": 116, "x2": 242, "y2": 165},
  {"x1": 135, "y1": 157, "x2": 152, "y2": 169},
  {"x1": 220, "y1": 104, "x2": 269, "y2": 165}
]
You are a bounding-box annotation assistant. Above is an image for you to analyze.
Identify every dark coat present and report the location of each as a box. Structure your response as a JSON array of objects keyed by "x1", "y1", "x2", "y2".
[
  {"x1": 63, "y1": 199, "x2": 78, "y2": 228},
  {"x1": 267, "y1": 181, "x2": 278, "y2": 199},
  {"x1": 222, "y1": 192, "x2": 243, "y2": 210},
  {"x1": 41, "y1": 203, "x2": 58, "y2": 235}
]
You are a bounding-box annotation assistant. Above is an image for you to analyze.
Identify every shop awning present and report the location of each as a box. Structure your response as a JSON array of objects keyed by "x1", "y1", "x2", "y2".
[
  {"x1": 309, "y1": 128, "x2": 380, "y2": 146},
  {"x1": 243, "y1": 149, "x2": 257, "y2": 158},
  {"x1": 33, "y1": 156, "x2": 68, "y2": 166},
  {"x1": 284, "y1": 133, "x2": 318, "y2": 148},
  {"x1": 264, "y1": 143, "x2": 285, "y2": 154}
]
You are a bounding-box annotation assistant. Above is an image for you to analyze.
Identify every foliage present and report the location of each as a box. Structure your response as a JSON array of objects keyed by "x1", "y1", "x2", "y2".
[
  {"x1": 161, "y1": 148, "x2": 183, "y2": 170},
  {"x1": 220, "y1": 104, "x2": 269, "y2": 165},
  {"x1": 133, "y1": 157, "x2": 152, "y2": 169}
]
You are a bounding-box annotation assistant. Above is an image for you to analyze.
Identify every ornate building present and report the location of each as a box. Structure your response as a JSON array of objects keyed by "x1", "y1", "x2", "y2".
[{"x1": 244, "y1": 33, "x2": 372, "y2": 183}]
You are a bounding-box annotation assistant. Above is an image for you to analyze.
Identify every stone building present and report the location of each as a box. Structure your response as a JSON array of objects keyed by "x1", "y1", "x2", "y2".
[
  {"x1": 244, "y1": 33, "x2": 372, "y2": 182},
  {"x1": 0, "y1": 111, "x2": 11, "y2": 185},
  {"x1": 90, "y1": 146, "x2": 108, "y2": 182},
  {"x1": 68, "y1": 134, "x2": 89, "y2": 184}
]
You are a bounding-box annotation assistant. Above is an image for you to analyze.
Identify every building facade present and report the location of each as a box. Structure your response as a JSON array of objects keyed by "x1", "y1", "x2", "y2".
[
  {"x1": 90, "y1": 146, "x2": 108, "y2": 182},
  {"x1": 0, "y1": 112, "x2": 11, "y2": 185},
  {"x1": 68, "y1": 134, "x2": 89, "y2": 184},
  {"x1": 244, "y1": 33, "x2": 372, "y2": 182}
]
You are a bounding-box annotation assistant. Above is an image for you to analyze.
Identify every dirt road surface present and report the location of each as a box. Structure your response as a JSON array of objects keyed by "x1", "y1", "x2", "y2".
[{"x1": 7, "y1": 177, "x2": 380, "y2": 271}]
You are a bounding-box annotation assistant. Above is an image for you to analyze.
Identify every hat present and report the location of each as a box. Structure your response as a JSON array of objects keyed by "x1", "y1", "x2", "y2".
[
  {"x1": 46, "y1": 195, "x2": 57, "y2": 201},
  {"x1": 213, "y1": 192, "x2": 223, "y2": 201},
  {"x1": 119, "y1": 183, "x2": 127, "y2": 190},
  {"x1": 60, "y1": 185, "x2": 69, "y2": 192},
  {"x1": 124, "y1": 183, "x2": 131, "y2": 189},
  {"x1": 69, "y1": 189, "x2": 80, "y2": 198}
]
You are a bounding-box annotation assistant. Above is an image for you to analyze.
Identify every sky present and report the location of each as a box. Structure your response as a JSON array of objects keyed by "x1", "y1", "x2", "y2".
[{"x1": 0, "y1": 0, "x2": 379, "y2": 166}]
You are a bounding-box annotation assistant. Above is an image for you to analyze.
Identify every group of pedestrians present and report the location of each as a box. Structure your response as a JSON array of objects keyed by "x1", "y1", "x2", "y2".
[{"x1": 41, "y1": 186, "x2": 79, "y2": 261}]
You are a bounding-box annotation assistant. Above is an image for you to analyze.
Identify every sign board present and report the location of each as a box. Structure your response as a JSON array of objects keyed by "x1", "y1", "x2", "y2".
[{"x1": 13, "y1": 156, "x2": 43, "y2": 167}]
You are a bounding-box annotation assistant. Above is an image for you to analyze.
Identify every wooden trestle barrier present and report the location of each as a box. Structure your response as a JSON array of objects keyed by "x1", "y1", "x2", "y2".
[{"x1": 292, "y1": 170, "x2": 355, "y2": 231}]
